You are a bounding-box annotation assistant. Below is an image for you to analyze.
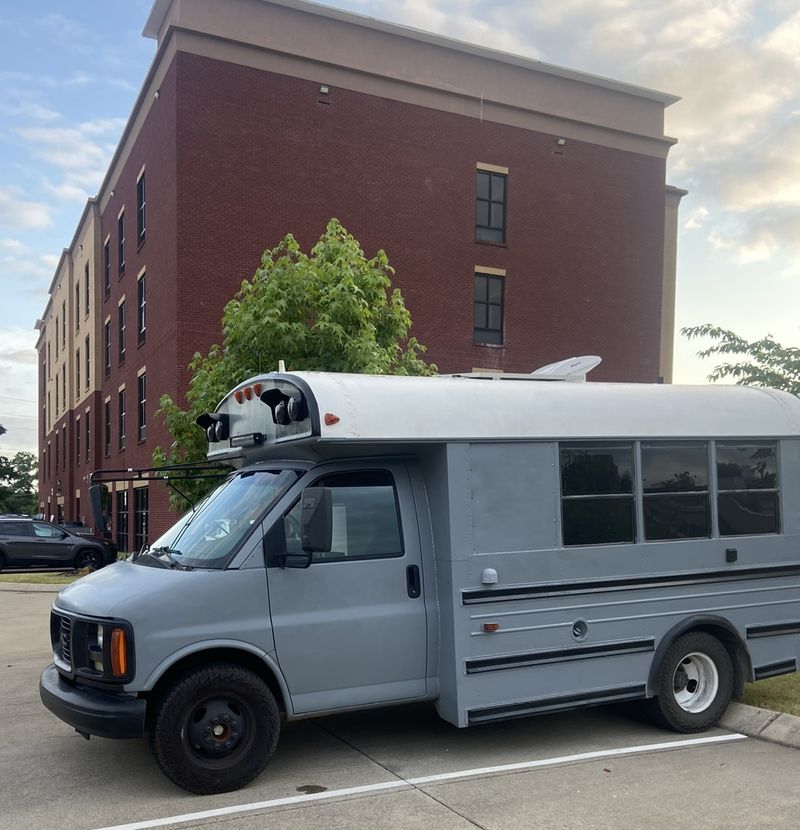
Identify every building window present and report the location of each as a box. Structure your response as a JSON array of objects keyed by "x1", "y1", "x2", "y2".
[
  {"x1": 104, "y1": 400, "x2": 111, "y2": 456},
  {"x1": 75, "y1": 348, "x2": 80, "y2": 399},
  {"x1": 55, "y1": 315, "x2": 59, "y2": 357},
  {"x1": 137, "y1": 372, "x2": 146, "y2": 442},
  {"x1": 717, "y1": 442, "x2": 779, "y2": 536},
  {"x1": 62, "y1": 300, "x2": 66, "y2": 348},
  {"x1": 84, "y1": 262, "x2": 90, "y2": 317},
  {"x1": 118, "y1": 388, "x2": 126, "y2": 450},
  {"x1": 560, "y1": 443, "x2": 635, "y2": 546},
  {"x1": 118, "y1": 211, "x2": 125, "y2": 275},
  {"x1": 137, "y1": 171, "x2": 146, "y2": 243},
  {"x1": 104, "y1": 320, "x2": 111, "y2": 377},
  {"x1": 62, "y1": 425, "x2": 67, "y2": 469},
  {"x1": 55, "y1": 432, "x2": 60, "y2": 472},
  {"x1": 642, "y1": 442, "x2": 710, "y2": 540},
  {"x1": 118, "y1": 301, "x2": 126, "y2": 363},
  {"x1": 61, "y1": 364, "x2": 66, "y2": 410},
  {"x1": 134, "y1": 487, "x2": 149, "y2": 550},
  {"x1": 85, "y1": 335, "x2": 90, "y2": 390},
  {"x1": 55, "y1": 372, "x2": 59, "y2": 416},
  {"x1": 473, "y1": 273, "x2": 504, "y2": 345},
  {"x1": 75, "y1": 283, "x2": 80, "y2": 331},
  {"x1": 116, "y1": 490, "x2": 129, "y2": 553},
  {"x1": 137, "y1": 273, "x2": 146, "y2": 343},
  {"x1": 85, "y1": 410, "x2": 91, "y2": 463},
  {"x1": 103, "y1": 240, "x2": 110, "y2": 298},
  {"x1": 476, "y1": 169, "x2": 506, "y2": 243},
  {"x1": 76, "y1": 418, "x2": 81, "y2": 467}
]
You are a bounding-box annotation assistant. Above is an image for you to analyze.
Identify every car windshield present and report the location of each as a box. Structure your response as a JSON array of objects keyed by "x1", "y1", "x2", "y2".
[{"x1": 146, "y1": 469, "x2": 298, "y2": 568}]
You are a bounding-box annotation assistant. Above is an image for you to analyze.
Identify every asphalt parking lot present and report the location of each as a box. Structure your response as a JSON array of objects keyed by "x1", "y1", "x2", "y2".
[{"x1": 2, "y1": 587, "x2": 799, "y2": 830}]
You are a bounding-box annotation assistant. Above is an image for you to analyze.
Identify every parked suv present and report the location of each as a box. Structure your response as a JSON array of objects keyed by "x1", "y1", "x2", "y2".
[{"x1": 0, "y1": 518, "x2": 117, "y2": 571}]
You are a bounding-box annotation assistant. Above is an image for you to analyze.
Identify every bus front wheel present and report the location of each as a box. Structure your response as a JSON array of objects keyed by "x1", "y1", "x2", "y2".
[
  {"x1": 649, "y1": 631, "x2": 734, "y2": 733},
  {"x1": 149, "y1": 662, "x2": 280, "y2": 794}
]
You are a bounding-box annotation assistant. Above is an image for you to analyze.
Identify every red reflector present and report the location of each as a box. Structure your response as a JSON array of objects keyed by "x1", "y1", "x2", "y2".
[
  {"x1": 482, "y1": 623, "x2": 500, "y2": 633},
  {"x1": 253, "y1": 383, "x2": 262, "y2": 397},
  {"x1": 234, "y1": 390, "x2": 244, "y2": 404},
  {"x1": 324, "y1": 413, "x2": 340, "y2": 426},
  {"x1": 244, "y1": 386, "x2": 253, "y2": 400}
]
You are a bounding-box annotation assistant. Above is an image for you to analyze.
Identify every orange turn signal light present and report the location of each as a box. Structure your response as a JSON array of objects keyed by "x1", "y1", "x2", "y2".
[
  {"x1": 110, "y1": 628, "x2": 128, "y2": 677},
  {"x1": 324, "y1": 413, "x2": 340, "y2": 426},
  {"x1": 482, "y1": 623, "x2": 500, "y2": 633}
]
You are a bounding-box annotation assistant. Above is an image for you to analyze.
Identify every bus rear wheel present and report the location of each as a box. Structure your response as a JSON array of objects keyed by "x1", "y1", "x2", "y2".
[
  {"x1": 149, "y1": 663, "x2": 280, "y2": 794},
  {"x1": 649, "y1": 631, "x2": 734, "y2": 732}
]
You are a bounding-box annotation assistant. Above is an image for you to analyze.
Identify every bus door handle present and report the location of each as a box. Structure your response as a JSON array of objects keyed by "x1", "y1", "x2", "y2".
[{"x1": 406, "y1": 565, "x2": 421, "y2": 598}]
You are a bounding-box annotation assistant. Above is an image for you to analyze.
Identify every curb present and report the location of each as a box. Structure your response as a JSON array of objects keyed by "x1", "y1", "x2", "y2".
[
  {"x1": 721, "y1": 701, "x2": 800, "y2": 751},
  {"x1": 0, "y1": 581, "x2": 66, "y2": 593}
]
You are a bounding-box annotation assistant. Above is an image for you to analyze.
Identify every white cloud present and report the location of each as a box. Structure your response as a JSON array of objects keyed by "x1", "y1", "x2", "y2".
[
  {"x1": 683, "y1": 206, "x2": 709, "y2": 231},
  {"x1": 0, "y1": 238, "x2": 29, "y2": 254},
  {"x1": 16, "y1": 117, "x2": 126, "y2": 203},
  {"x1": 0, "y1": 187, "x2": 52, "y2": 230}
]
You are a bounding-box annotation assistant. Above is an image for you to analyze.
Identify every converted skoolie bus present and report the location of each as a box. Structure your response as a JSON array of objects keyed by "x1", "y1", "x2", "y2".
[{"x1": 40, "y1": 367, "x2": 800, "y2": 793}]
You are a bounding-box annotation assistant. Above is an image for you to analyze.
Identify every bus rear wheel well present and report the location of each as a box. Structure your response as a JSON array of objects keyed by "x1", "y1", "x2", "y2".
[
  {"x1": 144, "y1": 648, "x2": 287, "y2": 722},
  {"x1": 649, "y1": 618, "x2": 751, "y2": 699}
]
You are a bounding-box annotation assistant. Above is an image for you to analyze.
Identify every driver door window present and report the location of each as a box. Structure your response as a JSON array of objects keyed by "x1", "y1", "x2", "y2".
[
  {"x1": 282, "y1": 470, "x2": 403, "y2": 562},
  {"x1": 33, "y1": 522, "x2": 64, "y2": 539}
]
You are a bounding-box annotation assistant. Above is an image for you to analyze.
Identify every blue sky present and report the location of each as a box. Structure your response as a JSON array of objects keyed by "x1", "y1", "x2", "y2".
[{"x1": 1, "y1": 0, "x2": 799, "y2": 457}]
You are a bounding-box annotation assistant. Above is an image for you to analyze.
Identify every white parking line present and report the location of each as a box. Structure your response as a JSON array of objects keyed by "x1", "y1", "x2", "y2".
[{"x1": 94, "y1": 733, "x2": 747, "y2": 830}]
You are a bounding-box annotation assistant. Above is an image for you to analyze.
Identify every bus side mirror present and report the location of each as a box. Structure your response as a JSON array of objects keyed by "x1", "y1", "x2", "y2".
[{"x1": 300, "y1": 487, "x2": 332, "y2": 554}]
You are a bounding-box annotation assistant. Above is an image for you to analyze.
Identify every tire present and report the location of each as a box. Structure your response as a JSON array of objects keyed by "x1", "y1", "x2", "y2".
[
  {"x1": 649, "y1": 632, "x2": 734, "y2": 732},
  {"x1": 75, "y1": 548, "x2": 102, "y2": 570},
  {"x1": 0, "y1": 550, "x2": 4, "y2": 572},
  {"x1": 149, "y1": 663, "x2": 280, "y2": 794}
]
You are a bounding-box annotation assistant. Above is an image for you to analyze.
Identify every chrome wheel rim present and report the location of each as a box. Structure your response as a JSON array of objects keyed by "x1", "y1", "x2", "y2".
[{"x1": 672, "y1": 651, "x2": 719, "y2": 713}]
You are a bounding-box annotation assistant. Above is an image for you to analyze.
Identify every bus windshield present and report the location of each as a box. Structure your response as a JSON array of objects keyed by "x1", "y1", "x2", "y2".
[{"x1": 146, "y1": 469, "x2": 298, "y2": 568}]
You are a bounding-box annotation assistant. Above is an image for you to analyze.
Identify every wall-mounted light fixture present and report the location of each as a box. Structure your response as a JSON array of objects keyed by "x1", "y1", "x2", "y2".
[
  {"x1": 319, "y1": 85, "x2": 329, "y2": 95},
  {"x1": 556, "y1": 137, "x2": 566, "y2": 146},
  {"x1": 154, "y1": 89, "x2": 160, "y2": 100}
]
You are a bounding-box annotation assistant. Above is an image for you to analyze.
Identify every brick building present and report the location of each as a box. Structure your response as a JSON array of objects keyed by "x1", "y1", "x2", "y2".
[{"x1": 36, "y1": 0, "x2": 685, "y2": 546}]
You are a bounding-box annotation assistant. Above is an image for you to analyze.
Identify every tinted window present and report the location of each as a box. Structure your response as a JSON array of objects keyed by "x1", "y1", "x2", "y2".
[
  {"x1": 717, "y1": 442, "x2": 779, "y2": 536},
  {"x1": 561, "y1": 445, "x2": 633, "y2": 496},
  {"x1": 0, "y1": 521, "x2": 32, "y2": 537},
  {"x1": 717, "y1": 443, "x2": 777, "y2": 490},
  {"x1": 475, "y1": 170, "x2": 506, "y2": 244},
  {"x1": 642, "y1": 443, "x2": 708, "y2": 492},
  {"x1": 560, "y1": 443, "x2": 635, "y2": 546},
  {"x1": 642, "y1": 443, "x2": 710, "y2": 541}
]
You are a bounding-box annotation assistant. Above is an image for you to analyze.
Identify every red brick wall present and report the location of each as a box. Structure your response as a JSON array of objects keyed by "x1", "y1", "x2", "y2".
[{"x1": 174, "y1": 52, "x2": 666, "y2": 384}]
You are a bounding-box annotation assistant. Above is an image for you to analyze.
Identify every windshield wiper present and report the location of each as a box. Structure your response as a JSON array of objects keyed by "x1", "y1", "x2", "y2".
[{"x1": 149, "y1": 546, "x2": 194, "y2": 570}]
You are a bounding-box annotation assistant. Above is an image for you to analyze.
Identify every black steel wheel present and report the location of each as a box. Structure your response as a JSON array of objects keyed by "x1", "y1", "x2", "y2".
[
  {"x1": 75, "y1": 548, "x2": 102, "y2": 570},
  {"x1": 649, "y1": 631, "x2": 734, "y2": 732},
  {"x1": 149, "y1": 663, "x2": 280, "y2": 794}
]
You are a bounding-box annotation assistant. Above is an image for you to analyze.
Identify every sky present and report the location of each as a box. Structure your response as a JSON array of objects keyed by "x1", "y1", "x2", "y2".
[{"x1": 1, "y1": 0, "x2": 799, "y2": 458}]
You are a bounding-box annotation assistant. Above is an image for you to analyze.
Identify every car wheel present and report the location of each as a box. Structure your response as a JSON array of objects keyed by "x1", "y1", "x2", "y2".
[
  {"x1": 149, "y1": 662, "x2": 280, "y2": 794},
  {"x1": 0, "y1": 550, "x2": 4, "y2": 572},
  {"x1": 649, "y1": 631, "x2": 734, "y2": 732},
  {"x1": 75, "y1": 548, "x2": 102, "y2": 571}
]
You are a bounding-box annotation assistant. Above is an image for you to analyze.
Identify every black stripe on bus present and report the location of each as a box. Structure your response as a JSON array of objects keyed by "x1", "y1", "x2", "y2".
[
  {"x1": 746, "y1": 621, "x2": 800, "y2": 639},
  {"x1": 462, "y1": 563, "x2": 800, "y2": 605},
  {"x1": 467, "y1": 684, "x2": 647, "y2": 725},
  {"x1": 465, "y1": 639, "x2": 655, "y2": 675},
  {"x1": 754, "y1": 659, "x2": 797, "y2": 681}
]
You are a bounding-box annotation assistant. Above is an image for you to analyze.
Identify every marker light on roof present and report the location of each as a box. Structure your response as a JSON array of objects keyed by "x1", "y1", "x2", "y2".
[
  {"x1": 234, "y1": 390, "x2": 244, "y2": 404},
  {"x1": 253, "y1": 383, "x2": 262, "y2": 397},
  {"x1": 244, "y1": 386, "x2": 253, "y2": 400}
]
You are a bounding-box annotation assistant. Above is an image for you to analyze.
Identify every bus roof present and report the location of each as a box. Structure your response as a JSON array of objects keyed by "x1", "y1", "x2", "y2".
[{"x1": 220, "y1": 372, "x2": 800, "y2": 445}]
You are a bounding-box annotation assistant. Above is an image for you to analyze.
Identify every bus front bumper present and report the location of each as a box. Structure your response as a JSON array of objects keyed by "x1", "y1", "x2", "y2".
[{"x1": 39, "y1": 664, "x2": 146, "y2": 739}]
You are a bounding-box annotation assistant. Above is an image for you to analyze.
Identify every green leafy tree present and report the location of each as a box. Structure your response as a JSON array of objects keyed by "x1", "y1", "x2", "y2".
[
  {"x1": 155, "y1": 219, "x2": 436, "y2": 509},
  {"x1": 682, "y1": 324, "x2": 800, "y2": 395},
  {"x1": 0, "y1": 451, "x2": 38, "y2": 515}
]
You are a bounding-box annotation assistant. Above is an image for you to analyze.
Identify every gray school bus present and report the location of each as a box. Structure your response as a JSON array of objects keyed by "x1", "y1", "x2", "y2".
[{"x1": 40, "y1": 369, "x2": 800, "y2": 793}]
